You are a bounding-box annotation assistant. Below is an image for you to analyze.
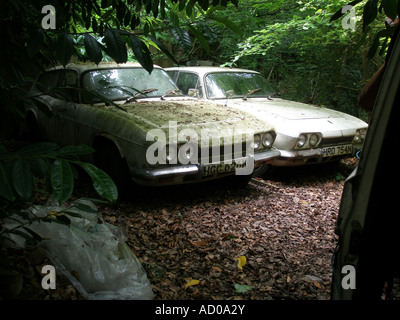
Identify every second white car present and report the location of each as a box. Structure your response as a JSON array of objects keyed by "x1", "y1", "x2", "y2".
[{"x1": 166, "y1": 66, "x2": 368, "y2": 168}]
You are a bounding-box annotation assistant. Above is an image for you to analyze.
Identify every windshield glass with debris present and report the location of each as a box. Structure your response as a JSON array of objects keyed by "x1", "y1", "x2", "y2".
[
  {"x1": 82, "y1": 68, "x2": 180, "y2": 103},
  {"x1": 205, "y1": 72, "x2": 275, "y2": 99}
]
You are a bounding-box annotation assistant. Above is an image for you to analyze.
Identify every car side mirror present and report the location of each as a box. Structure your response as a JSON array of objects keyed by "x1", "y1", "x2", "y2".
[
  {"x1": 225, "y1": 90, "x2": 234, "y2": 98},
  {"x1": 188, "y1": 88, "x2": 199, "y2": 98},
  {"x1": 224, "y1": 90, "x2": 234, "y2": 106}
]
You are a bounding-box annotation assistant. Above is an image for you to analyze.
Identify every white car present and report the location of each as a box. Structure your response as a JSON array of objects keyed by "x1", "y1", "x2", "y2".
[
  {"x1": 24, "y1": 63, "x2": 280, "y2": 193},
  {"x1": 166, "y1": 66, "x2": 368, "y2": 168}
]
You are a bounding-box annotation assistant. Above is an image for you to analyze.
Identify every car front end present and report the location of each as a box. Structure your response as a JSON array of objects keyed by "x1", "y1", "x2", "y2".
[
  {"x1": 166, "y1": 66, "x2": 368, "y2": 167},
  {"x1": 115, "y1": 99, "x2": 280, "y2": 186}
]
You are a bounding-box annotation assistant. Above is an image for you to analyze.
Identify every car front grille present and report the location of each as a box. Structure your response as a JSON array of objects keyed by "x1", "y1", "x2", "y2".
[
  {"x1": 199, "y1": 141, "x2": 249, "y2": 164},
  {"x1": 320, "y1": 136, "x2": 354, "y2": 147}
]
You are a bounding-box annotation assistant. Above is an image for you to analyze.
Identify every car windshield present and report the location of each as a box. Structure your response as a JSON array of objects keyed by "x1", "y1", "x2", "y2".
[
  {"x1": 82, "y1": 67, "x2": 180, "y2": 103},
  {"x1": 205, "y1": 72, "x2": 275, "y2": 99}
]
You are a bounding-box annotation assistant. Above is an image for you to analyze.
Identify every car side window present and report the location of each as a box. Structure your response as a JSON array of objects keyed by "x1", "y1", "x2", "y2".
[
  {"x1": 37, "y1": 70, "x2": 79, "y2": 102},
  {"x1": 37, "y1": 71, "x2": 60, "y2": 90},
  {"x1": 176, "y1": 72, "x2": 201, "y2": 96},
  {"x1": 166, "y1": 70, "x2": 178, "y2": 82}
]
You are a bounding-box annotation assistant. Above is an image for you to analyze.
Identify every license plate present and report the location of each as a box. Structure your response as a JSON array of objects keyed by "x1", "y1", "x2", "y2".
[
  {"x1": 321, "y1": 144, "x2": 353, "y2": 157},
  {"x1": 202, "y1": 160, "x2": 247, "y2": 176}
]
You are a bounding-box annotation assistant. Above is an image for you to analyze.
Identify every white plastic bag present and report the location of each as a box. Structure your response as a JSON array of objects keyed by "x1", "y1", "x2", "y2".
[{"x1": 4, "y1": 199, "x2": 154, "y2": 300}]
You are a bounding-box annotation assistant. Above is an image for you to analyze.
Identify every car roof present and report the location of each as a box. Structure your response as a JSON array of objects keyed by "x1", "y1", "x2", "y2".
[
  {"x1": 165, "y1": 66, "x2": 261, "y2": 77},
  {"x1": 46, "y1": 62, "x2": 163, "y2": 74}
]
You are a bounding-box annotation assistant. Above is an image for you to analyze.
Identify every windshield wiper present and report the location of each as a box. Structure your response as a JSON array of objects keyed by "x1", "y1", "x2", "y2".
[
  {"x1": 243, "y1": 88, "x2": 262, "y2": 100},
  {"x1": 123, "y1": 88, "x2": 158, "y2": 104},
  {"x1": 161, "y1": 89, "x2": 182, "y2": 100}
]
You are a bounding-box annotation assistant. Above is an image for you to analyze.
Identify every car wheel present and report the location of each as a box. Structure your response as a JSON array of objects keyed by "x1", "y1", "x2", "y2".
[
  {"x1": 93, "y1": 138, "x2": 134, "y2": 199},
  {"x1": 252, "y1": 164, "x2": 270, "y2": 177}
]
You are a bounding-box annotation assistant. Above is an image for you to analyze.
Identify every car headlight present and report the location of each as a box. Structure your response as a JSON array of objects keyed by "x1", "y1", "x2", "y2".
[
  {"x1": 163, "y1": 144, "x2": 178, "y2": 163},
  {"x1": 309, "y1": 133, "x2": 319, "y2": 147},
  {"x1": 252, "y1": 134, "x2": 261, "y2": 149},
  {"x1": 178, "y1": 143, "x2": 197, "y2": 163},
  {"x1": 359, "y1": 128, "x2": 367, "y2": 141},
  {"x1": 262, "y1": 132, "x2": 275, "y2": 148},
  {"x1": 353, "y1": 129, "x2": 367, "y2": 143},
  {"x1": 297, "y1": 134, "x2": 307, "y2": 148}
]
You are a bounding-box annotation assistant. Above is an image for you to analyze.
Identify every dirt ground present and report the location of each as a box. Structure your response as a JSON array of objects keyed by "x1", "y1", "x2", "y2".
[
  {"x1": 0, "y1": 156, "x2": 364, "y2": 300},
  {"x1": 95, "y1": 159, "x2": 356, "y2": 300}
]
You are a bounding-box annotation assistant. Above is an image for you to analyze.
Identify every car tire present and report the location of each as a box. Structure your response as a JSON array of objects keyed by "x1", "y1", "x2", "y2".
[
  {"x1": 93, "y1": 138, "x2": 134, "y2": 200},
  {"x1": 252, "y1": 164, "x2": 270, "y2": 177}
]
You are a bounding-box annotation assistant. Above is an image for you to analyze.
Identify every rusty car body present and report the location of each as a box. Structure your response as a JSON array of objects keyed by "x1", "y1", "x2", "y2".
[{"x1": 24, "y1": 62, "x2": 280, "y2": 191}]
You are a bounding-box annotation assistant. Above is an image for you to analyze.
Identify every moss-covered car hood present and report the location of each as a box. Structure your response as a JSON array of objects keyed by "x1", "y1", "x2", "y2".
[{"x1": 97, "y1": 98, "x2": 272, "y2": 141}]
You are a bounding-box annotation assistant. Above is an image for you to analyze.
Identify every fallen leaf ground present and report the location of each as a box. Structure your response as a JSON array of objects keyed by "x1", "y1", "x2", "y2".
[
  {"x1": 94, "y1": 159, "x2": 357, "y2": 300},
  {"x1": 3, "y1": 139, "x2": 400, "y2": 301},
  {"x1": 0, "y1": 153, "x2": 359, "y2": 300}
]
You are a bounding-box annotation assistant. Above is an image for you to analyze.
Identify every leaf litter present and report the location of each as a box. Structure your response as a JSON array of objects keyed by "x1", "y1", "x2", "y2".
[
  {"x1": 91, "y1": 159, "x2": 359, "y2": 300},
  {"x1": 1, "y1": 137, "x2": 361, "y2": 300}
]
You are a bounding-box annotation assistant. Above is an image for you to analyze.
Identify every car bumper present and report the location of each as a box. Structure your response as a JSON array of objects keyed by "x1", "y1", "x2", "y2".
[
  {"x1": 130, "y1": 149, "x2": 281, "y2": 186},
  {"x1": 272, "y1": 145, "x2": 362, "y2": 166}
]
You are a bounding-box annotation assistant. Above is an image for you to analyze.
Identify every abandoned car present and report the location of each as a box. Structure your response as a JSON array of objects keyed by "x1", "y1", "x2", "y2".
[
  {"x1": 166, "y1": 66, "x2": 368, "y2": 170},
  {"x1": 24, "y1": 63, "x2": 280, "y2": 192}
]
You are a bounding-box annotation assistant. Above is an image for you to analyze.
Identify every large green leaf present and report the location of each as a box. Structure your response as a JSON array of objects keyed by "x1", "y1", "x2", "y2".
[
  {"x1": 367, "y1": 27, "x2": 394, "y2": 58},
  {"x1": 186, "y1": 0, "x2": 196, "y2": 16},
  {"x1": 84, "y1": 34, "x2": 103, "y2": 65},
  {"x1": 330, "y1": 0, "x2": 363, "y2": 22},
  {"x1": 78, "y1": 162, "x2": 118, "y2": 203},
  {"x1": 15, "y1": 142, "x2": 59, "y2": 156},
  {"x1": 383, "y1": 0, "x2": 398, "y2": 20},
  {"x1": 149, "y1": 36, "x2": 179, "y2": 65},
  {"x1": 188, "y1": 25, "x2": 210, "y2": 53},
  {"x1": 0, "y1": 162, "x2": 16, "y2": 202},
  {"x1": 171, "y1": 27, "x2": 193, "y2": 54},
  {"x1": 58, "y1": 144, "x2": 95, "y2": 157},
  {"x1": 56, "y1": 33, "x2": 74, "y2": 67},
  {"x1": 28, "y1": 157, "x2": 52, "y2": 179},
  {"x1": 363, "y1": 0, "x2": 379, "y2": 30},
  {"x1": 12, "y1": 159, "x2": 33, "y2": 200},
  {"x1": 104, "y1": 28, "x2": 128, "y2": 63},
  {"x1": 198, "y1": 0, "x2": 209, "y2": 11},
  {"x1": 208, "y1": 16, "x2": 243, "y2": 35},
  {"x1": 51, "y1": 159, "x2": 74, "y2": 205},
  {"x1": 130, "y1": 36, "x2": 153, "y2": 74}
]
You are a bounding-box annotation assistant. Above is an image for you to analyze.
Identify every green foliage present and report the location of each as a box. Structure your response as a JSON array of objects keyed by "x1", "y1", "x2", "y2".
[
  {"x1": 0, "y1": 141, "x2": 118, "y2": 246},
  {"x1": 0, "y1": 0, "x2": 239, "y2": 75},
  {"x1": 203, "y1": 0, "x2": 394, "y2": 120},
  {"x1": 0, "y1": 198, "x2": 103, "y2": 248},
  {"x1": 331, "y1": 0, "x2": 400, "y2": 58},
  {"x1": 0, "y1": 142, "x2": 118, "y2": 205},
  {"x1": 0, "y1": 0, "x2": 240, "y2": 137}
]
